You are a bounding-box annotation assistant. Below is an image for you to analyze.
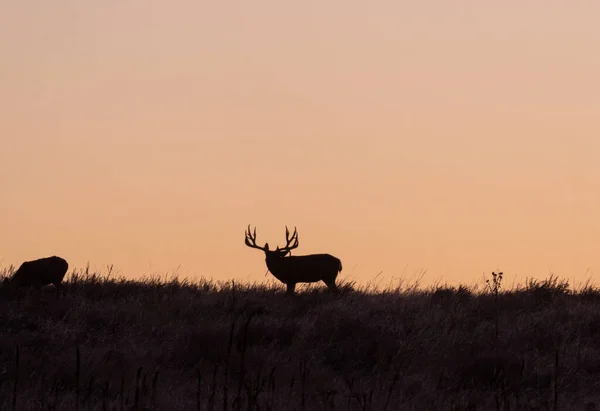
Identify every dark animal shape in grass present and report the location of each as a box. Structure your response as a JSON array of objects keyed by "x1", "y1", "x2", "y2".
[
  {"x1": 2, "y1": 256, "x2": 69, "y2": 299},
  {"x1": 244, "y1": 225, "x2": 342, "y2": 295}
]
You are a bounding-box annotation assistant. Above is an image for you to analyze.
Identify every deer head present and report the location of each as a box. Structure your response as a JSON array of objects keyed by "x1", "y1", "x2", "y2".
[{"x1": 244, "y1": 225, "x2": 299, "y2": 259}]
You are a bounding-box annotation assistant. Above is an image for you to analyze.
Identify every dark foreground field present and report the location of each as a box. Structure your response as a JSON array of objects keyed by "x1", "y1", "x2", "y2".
[{"x1": 1, "y1": 269, "x2": 600, "y2": 411}]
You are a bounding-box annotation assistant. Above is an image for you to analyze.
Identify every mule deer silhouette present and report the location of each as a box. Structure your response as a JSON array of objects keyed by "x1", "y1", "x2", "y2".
[{"x1": 244, "y1": 225, "x2": 342, "y2": 295}]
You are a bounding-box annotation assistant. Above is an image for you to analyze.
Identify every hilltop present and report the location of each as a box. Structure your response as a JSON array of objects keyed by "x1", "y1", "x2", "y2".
[{"x1": 1, "y1": 268, "x2": 600, "y2": 410}]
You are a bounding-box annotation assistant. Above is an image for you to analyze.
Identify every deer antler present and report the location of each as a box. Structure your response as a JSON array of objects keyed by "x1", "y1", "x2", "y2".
[
  {"x1": 279, "y1": 226, "x2": 299, "y2": 252},
  {"x1": 245, "y1": 225, "x2": 267, "y2": 250}
]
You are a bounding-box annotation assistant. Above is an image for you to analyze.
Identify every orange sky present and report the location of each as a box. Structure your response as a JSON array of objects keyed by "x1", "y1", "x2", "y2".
[{"x1": 1, "y1": 1, "x2": 599, "y2": 288}]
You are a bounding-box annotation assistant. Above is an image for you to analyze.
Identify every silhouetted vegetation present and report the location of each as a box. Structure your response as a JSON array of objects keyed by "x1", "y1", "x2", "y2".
[{"x1": 1, "y1": 265, "x2": 600, "y2": 410}]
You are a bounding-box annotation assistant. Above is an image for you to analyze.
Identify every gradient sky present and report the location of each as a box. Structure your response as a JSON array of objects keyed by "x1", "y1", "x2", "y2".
[{"x1": 1, "y1": 1, "x2": 599, "y2": 288}]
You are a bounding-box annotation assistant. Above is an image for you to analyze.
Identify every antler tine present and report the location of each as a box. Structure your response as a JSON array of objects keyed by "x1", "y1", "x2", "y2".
[
  {"x1": 245, "y1": 225, "x2": 266, "y2": 250},
  {"x1": 281, "y1": 225, "x2": 299, "y2": 251}
]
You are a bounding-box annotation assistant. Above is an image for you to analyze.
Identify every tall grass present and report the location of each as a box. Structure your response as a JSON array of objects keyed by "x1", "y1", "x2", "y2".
[{"x1": 1, "y1": 266, "x2": 600, "y2": 410}]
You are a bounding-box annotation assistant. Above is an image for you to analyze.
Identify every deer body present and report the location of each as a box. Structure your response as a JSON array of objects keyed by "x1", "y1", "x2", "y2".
[
  {"x1": 245, "y1": 226, "x2": 342, "y2": 294},
  {"x1": 2, "y1": 256, "x2": 69, "y2": 299}
]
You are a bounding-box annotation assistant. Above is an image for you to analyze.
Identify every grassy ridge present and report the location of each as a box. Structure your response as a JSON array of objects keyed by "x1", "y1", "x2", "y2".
[{"x1": 1, "y1": 267, "x2": 600, "y2": 410}]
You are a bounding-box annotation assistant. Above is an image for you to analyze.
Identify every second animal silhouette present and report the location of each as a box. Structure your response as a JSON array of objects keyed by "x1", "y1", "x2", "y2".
[
  {"x1": 244, "y1": 225, "x2": 342, "y2": 295},
  {"x1": 1, "y1": 255, "x2": 69, "y2": 300}
]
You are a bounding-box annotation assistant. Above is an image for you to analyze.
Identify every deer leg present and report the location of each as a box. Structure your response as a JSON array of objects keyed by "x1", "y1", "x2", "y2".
[
  {"x1": 286, "y1": 283, "x2": 296, "y2": 295},
  {"x1": 324, "y1": 280, "x2": 339, "y2": 293}
]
